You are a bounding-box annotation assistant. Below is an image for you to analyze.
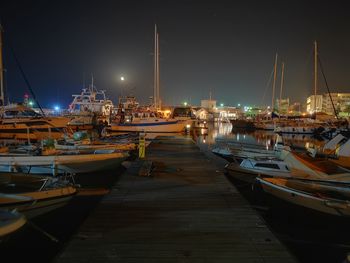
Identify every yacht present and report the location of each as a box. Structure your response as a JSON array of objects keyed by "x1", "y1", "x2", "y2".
[{"x1": 0, "y1": 104, "x2": 70, "y2": 140}]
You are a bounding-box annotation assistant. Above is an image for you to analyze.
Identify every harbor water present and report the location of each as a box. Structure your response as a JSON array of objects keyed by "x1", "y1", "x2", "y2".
[{"x1": 194, "y1": 122, "x2": 350, "y2": 263}]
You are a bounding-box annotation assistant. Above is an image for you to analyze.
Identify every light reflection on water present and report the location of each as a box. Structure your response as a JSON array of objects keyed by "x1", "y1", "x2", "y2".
[{"x1": 194, "y1": 122, "x2": 327, "y2": 152}]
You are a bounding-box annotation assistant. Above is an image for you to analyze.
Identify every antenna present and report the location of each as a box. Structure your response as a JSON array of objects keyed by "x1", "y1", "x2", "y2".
[{"x1": 0, "y1": 24, "x2": 4, "y2": 106}]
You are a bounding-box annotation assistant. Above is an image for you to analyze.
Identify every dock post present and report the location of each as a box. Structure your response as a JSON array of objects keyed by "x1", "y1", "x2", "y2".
[{"x1": 138, "y1": 131, "x2": 146, "y2": 159}]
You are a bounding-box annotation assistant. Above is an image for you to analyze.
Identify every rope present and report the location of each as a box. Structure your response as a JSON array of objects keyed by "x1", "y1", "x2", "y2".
[{"x1": 318, "y1": 55, "x2": 339, "y2": 119}]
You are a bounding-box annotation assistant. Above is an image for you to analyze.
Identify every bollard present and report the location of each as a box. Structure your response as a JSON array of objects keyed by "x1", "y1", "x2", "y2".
[{"x1": 138, "y1": 131, "x2": 146, "y2": 158}]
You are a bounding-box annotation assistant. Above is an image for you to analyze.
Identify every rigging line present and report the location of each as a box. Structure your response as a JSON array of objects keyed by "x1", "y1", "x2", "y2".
[
  {"x1": 9, "y1": 44, "x2": 45, "y2": 116},
  {"x1": 318, "y1": 55, "x2": 339, "y2": 120},
  {"x1": 1, "y1": 20, "x2": 45, "y2": 116},
  {"x1": 261, "y1": 66, "x2": 274, "y2": 106}
]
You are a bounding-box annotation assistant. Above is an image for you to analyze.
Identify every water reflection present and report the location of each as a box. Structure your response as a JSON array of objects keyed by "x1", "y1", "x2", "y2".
[{"x1": 193, "y1": 122, "x2": 326, "y2": 152}]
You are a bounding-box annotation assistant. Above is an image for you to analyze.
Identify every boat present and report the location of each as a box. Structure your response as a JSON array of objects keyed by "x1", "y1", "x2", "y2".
[
  {"x1": 108, "y1": 113, "x2": 187, "y2": 133},
  {"x1": 256, "y1": 176, "x2": 350, "y2": 217},
  {"x1": 66, "y1": 79, "x2": 114, "y2": 131},
  {"x1": 0, "y1": 104, "x2": 70, "y2": 140},
  {"x1": 0, "y1": 172, "x2": 77, "y2": 219},
  {"x1": 0, "y1": 150, "x2": 129, "y2": 175},
  {"x1": 224, "y1": 157, "x2": 292, "y2": 183},
  {"x1": 0, "y1": 209, "x2": 26, "y2": 239}
]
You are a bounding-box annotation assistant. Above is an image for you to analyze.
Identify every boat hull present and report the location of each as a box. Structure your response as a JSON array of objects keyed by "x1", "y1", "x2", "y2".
[
  {"x1": 0, "y1": 152, "x2": 129, "y2": 174},
  {"x1": 108, "y1": 120, "x2": 186, "y2": 133},
  {"x1": 257, "y1": 177, "x2": 350, "y2": 217}
]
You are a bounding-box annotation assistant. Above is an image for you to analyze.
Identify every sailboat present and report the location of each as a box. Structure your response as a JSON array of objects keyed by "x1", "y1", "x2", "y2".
[
  {"x1": 108, "y1": 25, "x2": 187, "y2": 134},
  {"x1": 274, "y1": 42, "x2": 324, "y2": 135}
]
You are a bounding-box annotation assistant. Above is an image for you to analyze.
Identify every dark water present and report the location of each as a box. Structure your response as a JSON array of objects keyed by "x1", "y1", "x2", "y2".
[
  {"x1": 0, "y1": 165, "x2": 127, "y2": 263},
  {"x1": 194, "y1": 122, "x2": 350, "y2": 263}
]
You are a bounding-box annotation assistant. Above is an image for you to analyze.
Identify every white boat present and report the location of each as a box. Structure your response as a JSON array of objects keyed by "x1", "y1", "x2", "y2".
[
  {"x1": 66, "y1": 79, "x2": 114, "y2": 130},
  {"x1": 257, "y1": 177, "x2": 350, "y2": 217},
  {"x1": 108, "y1": 115, "x2": 187, "y2": 133},
  {"x1": 0, "y1": 209, "x2": 26, "y2": 238},
  {"x1": 0, "y1": 150, "x2": 129, "y2": 175},
  {"x1": 0, "y1": 173, "x2": 77, "y2": 219},
  {"x1": 224, "y1": 157, "x2": 291, "y2": 183}
]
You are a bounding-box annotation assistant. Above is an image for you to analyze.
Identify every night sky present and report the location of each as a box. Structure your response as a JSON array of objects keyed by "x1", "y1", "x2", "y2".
[{"x1": 1, "y1": 0, "x2": 350, "y2": 109}]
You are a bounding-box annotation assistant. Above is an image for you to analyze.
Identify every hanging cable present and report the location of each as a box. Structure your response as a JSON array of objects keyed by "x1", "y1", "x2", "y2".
[
  {"x1": 1, "y1": 20, "x2": 45, "y2": 116},
  {"x1": 318, "y1": 56, "x2": 339, "y2": 120}
]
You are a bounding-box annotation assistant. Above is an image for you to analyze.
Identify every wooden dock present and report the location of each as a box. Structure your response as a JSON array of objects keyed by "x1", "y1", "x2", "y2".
[{"x1": 54, "y1": 136, "x2": 297, "y2": 263}]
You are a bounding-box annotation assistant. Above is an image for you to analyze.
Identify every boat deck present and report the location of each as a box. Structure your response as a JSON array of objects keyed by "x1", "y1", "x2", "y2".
[{"x1": 53, "y1": 135, "x2": 297, "y2": 262}]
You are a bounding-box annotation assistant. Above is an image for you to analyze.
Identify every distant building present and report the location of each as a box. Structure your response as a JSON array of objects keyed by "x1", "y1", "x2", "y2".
[
  {"x1": 322, "y1": 93, "x2": 350, "y2": 115},
  {"x1": 276, "y1": 98, "x2": 290, "y2": 114},
  {"x1": 306, "y1": 95, "x2": 323, "y2": 113},
  {"x1": 201, "y1": 99, "x2": 216, "y2": 111}
]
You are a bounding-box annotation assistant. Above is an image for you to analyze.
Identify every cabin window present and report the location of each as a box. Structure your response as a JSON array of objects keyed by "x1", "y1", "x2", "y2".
[{"x1": 254, "y1": 163, "x2": 280, "y2": 169}]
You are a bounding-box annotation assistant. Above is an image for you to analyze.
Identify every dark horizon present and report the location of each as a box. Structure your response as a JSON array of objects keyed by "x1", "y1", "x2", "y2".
[{"x1": 1, "y1": 0, "x2": 350, "y2": 109}]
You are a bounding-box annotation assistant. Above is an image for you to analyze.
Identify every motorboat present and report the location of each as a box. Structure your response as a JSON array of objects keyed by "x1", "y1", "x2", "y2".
[
  {"x1": 66, "y1": 83, "x2": 114, "y2": 131},
  {"x1": 0, "y1": 104, "x2": 70, "y2": 140},
  {"x1": 224, "y1": 157, "x2": 292, "y2": 183},
  {"x1": 0, "y1": 172, "x2": 77, "y2": 219},
  {"x1": 256, "y1": 176, "x2": 350, "y2": 217}
]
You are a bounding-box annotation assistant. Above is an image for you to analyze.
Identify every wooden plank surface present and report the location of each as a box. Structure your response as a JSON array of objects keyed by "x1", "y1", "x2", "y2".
[{"x1": 54, "y1": 135, "x2": 297, "y2": 263}]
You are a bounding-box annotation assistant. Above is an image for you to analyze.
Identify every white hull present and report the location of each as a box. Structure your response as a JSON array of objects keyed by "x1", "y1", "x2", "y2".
[
  {"x1": 108, "y1": 120, "x2": 186, "y2": 133},
  {"x1": 225, "y1": 162, "x2": 290, "y2": 183},
  {"x1": 257, "y1": 177, "x2": 350, "y2": 217},
  {"x1": 0, "y1": 152, "x2": 129, "y2": 174}
]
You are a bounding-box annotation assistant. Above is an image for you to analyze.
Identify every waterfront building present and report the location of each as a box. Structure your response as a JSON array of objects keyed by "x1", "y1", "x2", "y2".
[
  {"x1": 276, "y1": 98, "x2": 290, "y2": 114},
  {"x1": 322, "y1": 93, "x2": 350, "y2": 116},
  {"x1": 306, "y1": 95, "x2": 323, "y2": 113},
  {"x1": 201, "y1": 99, "x2": 216, "y2": 112}
]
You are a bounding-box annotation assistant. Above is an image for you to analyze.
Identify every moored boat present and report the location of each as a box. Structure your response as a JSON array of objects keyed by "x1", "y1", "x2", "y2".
[
  {"x1": 0, "y1": 150, "x2": 129, "y2": 175},
  {"x1": 256, "y1": 176, "x2": 350, "y2": 217},
  {"x1": 0, "y1": 173, "x2": 77, "y2": 219}
]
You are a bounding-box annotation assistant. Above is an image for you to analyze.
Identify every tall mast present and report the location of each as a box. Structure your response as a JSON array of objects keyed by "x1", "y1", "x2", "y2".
[
  {"x1": 153, "y1": 24, "x2": 158, "y2": 109},
  {"x1": 156, "y1": 30, "x2": 160, "y2": 109},
  {"x1": 314, "y1": 41, "x2": 318, "y2": 113},
  {"x1": 0, "y1": 24, "x2": 4, "y2": 106},
  {"x1": 271, "y1": 53, "x2": 278, "y2": 112},
  {"x1": 279, "y1": 62, "x2": 285, "y2": 114}
]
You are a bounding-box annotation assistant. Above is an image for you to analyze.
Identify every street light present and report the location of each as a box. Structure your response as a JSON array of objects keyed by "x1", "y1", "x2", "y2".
[{"x1": 120, "y1": 76, "x2": 125, "y2": 81}]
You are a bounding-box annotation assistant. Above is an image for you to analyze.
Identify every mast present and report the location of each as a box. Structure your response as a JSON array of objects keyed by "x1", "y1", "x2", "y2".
[
  {"x1": 271, "y1": 53, "x2": 278, "y2": 112},
  {"x1": 279, "y1": 62, "x2": 285, "y2": 115},
  {"x1": 156, "y1": 30, "x2": 160, "y2": 109},
  {"x1": 314, "y1": 41, "x2": 318, "y2": 114},
  {"x1": 153, "y1": 24, "x2": 158, "y2": 109},
  {"x1": 0, "y1": 24, "x2": 4, "y2": 106}
]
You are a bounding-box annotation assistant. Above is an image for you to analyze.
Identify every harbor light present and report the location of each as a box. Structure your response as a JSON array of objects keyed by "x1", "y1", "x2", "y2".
[
  {"x1": 28, "y1": 100, "x2": 34, "y2": 106},
  {"x1": 183, "y1": 102, "x2": 188, "y2": 106},
  {"x1": 220, "y1": 103, "x2": 224, "y2": 107}
]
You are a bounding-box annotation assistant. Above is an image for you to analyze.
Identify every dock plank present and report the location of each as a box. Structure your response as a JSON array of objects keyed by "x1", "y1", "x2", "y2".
[{"x1": 54, "y1": 136, "x2": 297, "y2": 263}]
